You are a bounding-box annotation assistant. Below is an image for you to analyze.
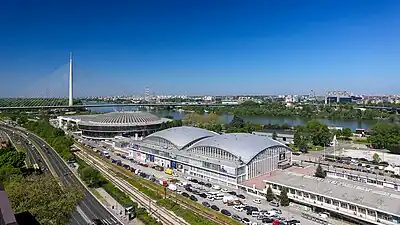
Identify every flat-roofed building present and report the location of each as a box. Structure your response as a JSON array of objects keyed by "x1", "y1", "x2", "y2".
[{"x1": 264, "y1": 171, "x2": 400, "y2": 225}]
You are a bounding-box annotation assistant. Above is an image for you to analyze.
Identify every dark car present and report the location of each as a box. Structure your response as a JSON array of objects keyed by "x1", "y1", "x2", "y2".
[
  {"x1": 242, "y1": 218, "x2": 250, "y2": 223},
  {"x1": 191, "y1": 179, "x2": 198, "y2": 183},
  {"x1": 262, "y1": 218, "x2": 274, "y2": 223},
  {"x1": 211, "y1": 205, "x2": 219, "y2": 211},
  {"x1": 220, "y1": 209, "x2": 231, "y2": 216},
  {"x1": 228, "y1": 191, "x2": 237, "y2": 196},
  {"x1": 182, "y1": 192, "x2": 190, "y2": 198},
  {"x1": 91, "y1": 218, "x2": 103, "y2": 225},
  {"x1": 232, "y1": 214, "x2": 241, "y2": 221},
  {"x1": 287, "y1": 219, "x2": 301, "y2": 225},
  {"x1": 205, "y1": 183, "x2": 212, "y2": 188},
  {"x1": 199, "y1": 193, "x2": 207, "y2": 198},
  {"x1": 190, "y1": 195, "x2": 198, "y2": 202},
  {"x1": 198, "y1": 181, "x2": 205, "y2": 185},
  {"x1": 192, "y1": 190, "x2": 200, "y2": 195},
  {"x1": 237, "y1": 194, "x2": 246, "y2": 199},
  {"x1": 202, "y1": 202, "x2": 210, "y2": 207},
  {"x1": 185, "y1": 187, "x2": 193, "y2": 192}
]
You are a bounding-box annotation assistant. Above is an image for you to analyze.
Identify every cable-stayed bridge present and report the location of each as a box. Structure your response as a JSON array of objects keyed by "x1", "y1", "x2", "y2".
[{"x1": 0, "y1": 54, "x2": 399, "y2": 112}]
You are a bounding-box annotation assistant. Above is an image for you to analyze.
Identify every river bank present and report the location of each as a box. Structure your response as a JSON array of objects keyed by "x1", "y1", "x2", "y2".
[{"x1": 85, "y1": 104, "x2": 380, "y2": 131}]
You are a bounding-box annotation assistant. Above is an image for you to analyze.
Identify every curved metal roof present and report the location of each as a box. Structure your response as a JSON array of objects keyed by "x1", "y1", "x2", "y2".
[
  {"x1": 145, "y1": 126, "x2": 218, "y2": 149},
  {"x1": 66, "y1": 111, "x2": 167, "y2": 126},
  {"x1": 188, "y1": 133, "x2": 290, "y2": 163}
]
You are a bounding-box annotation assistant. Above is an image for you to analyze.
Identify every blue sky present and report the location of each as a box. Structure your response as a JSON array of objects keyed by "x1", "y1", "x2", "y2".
[{"x1": 1, "y1": 0, "x2": 400, "y2": 97}]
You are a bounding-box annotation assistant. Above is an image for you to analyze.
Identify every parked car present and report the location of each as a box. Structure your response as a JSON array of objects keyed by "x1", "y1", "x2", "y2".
[
  {"x1": 262, "y1": 217, "x2": 274, "y2": 223},
  {"x1": 198, "y1": 181, "x2": 205, "y2": 185},
  {"x1": 242, "y1": 218, "x2": 251, "y2": 225},
  {"x1": 237, "y1": 194, "x2": 246, "y2": 199},
  {"x1": 199, "y1": 193, "x2": 207, "y2": 198},
  {"x1": 271, "y1": 208, "x2": 282, "y2": 214},
  {"x1": 221, "y1": 209, "x2": 231, "y2": 216},
  {"x1": 228, "y1": 191, "x2": 237, "y2": 196},
  {"x1": 269, "y1": 201, "x2": 280, "y2": 207},
  {"x1": 211, "y1": 205, "x2": 220, "y2": 211},
  {"x1": 191, "y1": 179, "x2": 199, "y2": 183},
  {"x1": 202, "y1": 202, "x2": 210, "y2": 207},
  {"x1": 253, "y1": 199, "x2": 262, "y2": 204},
  {"x1": 221, "y1": 188, "x2": 229, "y2": 193},
  {"x1": 232, "y1": 214, "x2": 241, "y2": 221},
  {"x1": 212, "y1": 185, "x2": 221, "y2": 190},
  {"x1": 182, "y1": 192, "x2": 190, "y2": 198},
  {"x1": 205, "y1": 183, "x2": 212, "y2": 188},
  {"x1": 190, "y1": 195, "x2": 198, "y2": 202}
]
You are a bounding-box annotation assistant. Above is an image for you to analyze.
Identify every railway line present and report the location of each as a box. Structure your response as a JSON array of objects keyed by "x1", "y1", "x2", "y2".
[
  {"x1": 76, "y1": 145, "x2": 239, "y2": 225},
  {"x1": 75, "y1": 150, "x2": 188, "y2": 225}
]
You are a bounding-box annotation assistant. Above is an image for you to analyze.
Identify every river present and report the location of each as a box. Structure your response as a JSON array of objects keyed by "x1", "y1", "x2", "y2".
[{"x1": 85, "y1": 103, "x2": 379, "y2": 131}]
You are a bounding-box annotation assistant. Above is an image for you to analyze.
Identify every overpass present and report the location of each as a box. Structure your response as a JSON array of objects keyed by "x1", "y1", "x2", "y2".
[{"x1": 0, "y1": 103, "x2": 238, "y2": 110}]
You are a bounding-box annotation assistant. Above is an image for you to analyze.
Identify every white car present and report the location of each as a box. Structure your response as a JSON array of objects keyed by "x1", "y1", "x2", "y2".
[
  {"x1": 176, "y1": 190, "x2": 183, "y2": 194},
  {"x1": 221, "y1": 188, "x2": 229, "y2": 193},
  {"x1": 176, "y1": 182, "x2": 184, "y2": 187},
  {"x1": 212, "y1": 185, "x2": 221, "y2": 190},
  {"x1": 233, "y1": 205, "x2": 243, "y2": 212},
  {"x1": 253, "y1": 199, "x2": 262, "y2": 204}
]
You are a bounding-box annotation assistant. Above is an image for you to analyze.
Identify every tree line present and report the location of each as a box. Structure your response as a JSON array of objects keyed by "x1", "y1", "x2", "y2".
[
  {"x1": 0, "y1": 136, "x2": 82, "y2": 225},
  {"x1": 182, "y1": 101, "x2": 397, "y2": 120}
]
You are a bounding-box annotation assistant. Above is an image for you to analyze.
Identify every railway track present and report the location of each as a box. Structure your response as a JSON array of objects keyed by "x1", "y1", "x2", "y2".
[
  {"x1": 75, "y1": 151, "x2": 188, "y2": 225},
  {"x1": 76, "y1": 146, "x2": 237, "y2": 225}
]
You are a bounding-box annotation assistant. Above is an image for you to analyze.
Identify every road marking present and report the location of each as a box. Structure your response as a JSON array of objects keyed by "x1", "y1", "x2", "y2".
[{"x1": 76, "y1": 205, "x2": 92, "y2": 224}]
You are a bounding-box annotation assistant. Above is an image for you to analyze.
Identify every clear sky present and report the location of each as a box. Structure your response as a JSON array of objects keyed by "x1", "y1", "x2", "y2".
[{"x1": 1, "y1": 0, "x2": 400, "y2": 97}]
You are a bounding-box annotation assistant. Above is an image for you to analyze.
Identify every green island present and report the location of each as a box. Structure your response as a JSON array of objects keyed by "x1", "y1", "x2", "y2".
[{"x1": 182, "y1": 101, "x2": 400, "y2": 121}]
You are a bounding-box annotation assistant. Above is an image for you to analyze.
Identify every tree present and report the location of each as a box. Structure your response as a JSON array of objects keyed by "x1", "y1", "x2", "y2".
[
  {"x1": 272, "y1": 131, "x2": 278, "y2": 140},
  {"x1": 79, "y1": 166, "x2": 106, "y2": 188},
  {"x1": 279, "y1": 187, "x2": 290, "y2": 206},
  {"x1": 6, "y1": 174, "x2": 83, "y2": 225},
  {"x1": 305, "y1": 121, "x2": 331, "y2": 146},
  {"x1": 372, "y1": 153, "x2": 381, "y2": 163},
  {"x1": 294, "y1": 129, "x2": 309, "y2": 153},
  {"x1": 229, "y1": 115, "x2": 245, "y2": 128},
  {"x1": 342, "y1": 128, "x2": 353, "y2": 138},
  {"x1": 368, "y1": 124, "x2": 400, "y2": 154},
  {"x1": 315, "y1": 164, "x2": 326, "y2": 178},
  {"x1": 266, "y1": 185, "x2": 274, "y2": 202}
]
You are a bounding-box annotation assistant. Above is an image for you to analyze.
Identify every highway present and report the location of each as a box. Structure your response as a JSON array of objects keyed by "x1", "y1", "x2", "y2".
[{"x1": 0, "y1": 126, "x2": 122, "y2": 225}]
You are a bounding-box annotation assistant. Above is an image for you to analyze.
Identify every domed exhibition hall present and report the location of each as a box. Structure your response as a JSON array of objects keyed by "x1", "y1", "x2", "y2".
[
  {"x1": 58, "y1": 111, "x2": 171, "y2": 139},
  {"x1": 130, "y1": 126, "x2": 293, "y2": 187}
]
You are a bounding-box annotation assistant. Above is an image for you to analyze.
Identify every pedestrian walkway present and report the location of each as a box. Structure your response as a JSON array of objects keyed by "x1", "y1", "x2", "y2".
[{"x1": 95, "y1": 188, "x2": 141, "y2": 225}]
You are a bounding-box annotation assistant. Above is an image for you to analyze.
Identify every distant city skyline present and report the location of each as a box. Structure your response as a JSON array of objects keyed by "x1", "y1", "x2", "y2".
[{"x1": 1, "y1": 0, "x2": 400, "y2": 97}]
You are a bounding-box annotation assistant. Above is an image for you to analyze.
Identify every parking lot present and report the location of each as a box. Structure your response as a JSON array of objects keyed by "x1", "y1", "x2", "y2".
[{"x1": 77, "y1": 138, "x2": 330, "y2": 225}]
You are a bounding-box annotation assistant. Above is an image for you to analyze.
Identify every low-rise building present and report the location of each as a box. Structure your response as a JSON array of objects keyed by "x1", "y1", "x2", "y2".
[{"x1": 264, "y1": 171, "x2": 400, "y2": 225}]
